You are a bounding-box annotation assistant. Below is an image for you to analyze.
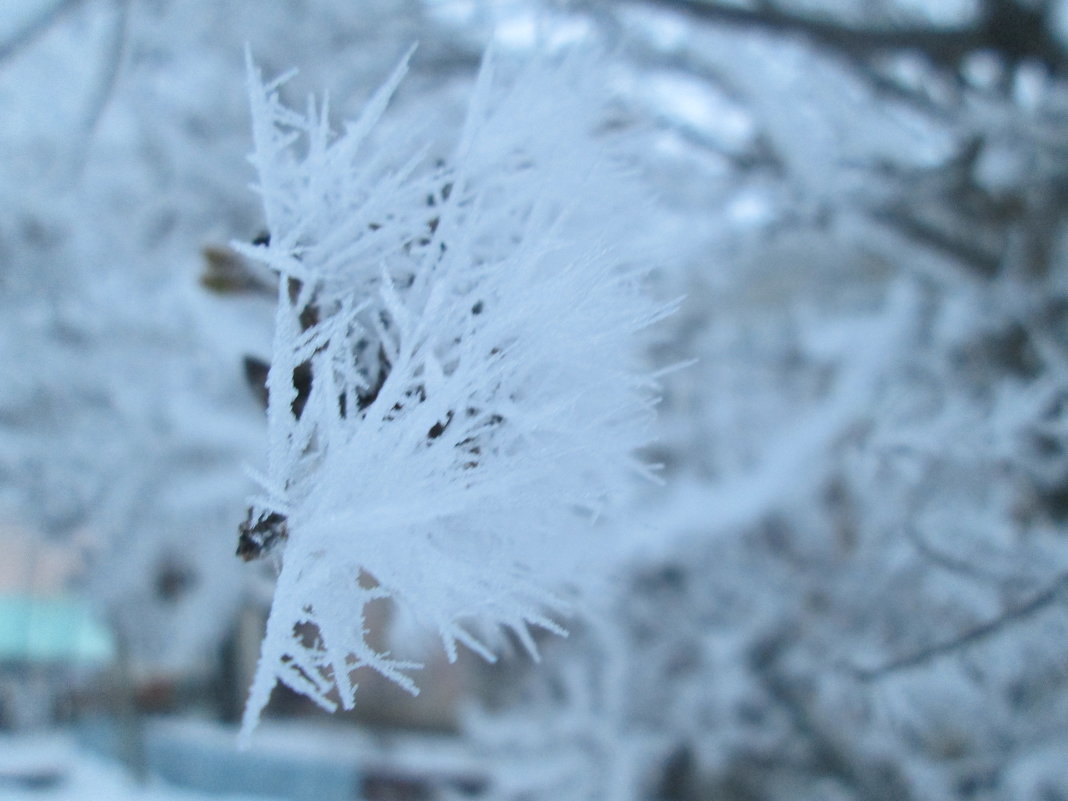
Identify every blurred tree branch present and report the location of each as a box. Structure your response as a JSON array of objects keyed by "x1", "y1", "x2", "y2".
[
  {"x1": 76, "y1": 0, "x2": 129, "y2": 159},
  {"x1": 636, "y1": 0, "x2": 1068, "y2": 74},
  {"x1": 848, "y1": 571, "x2": 1068, "y2": 682},
  {"x1": 0, "y1": 0, "x2": 82, "y2": 64}
]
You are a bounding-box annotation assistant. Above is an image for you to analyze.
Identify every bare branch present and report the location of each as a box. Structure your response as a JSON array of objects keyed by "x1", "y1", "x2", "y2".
[
  {"x1": 0, "y1": 0, "x2": 82, "y2": 65},
  {"x1": 847, "y1": 572, "x2": 1068, "y2": 681},
  {"x1": 631, "y1": 0, "x2": 1068, "y2": 74},
  {"x1": 638, "y1": 0, "x2": 976, "y2": 61},
  {"x1": 81, "y1": 0, "x2": 129, "y2": 139},
  {"x1": 904, "y1": 524, "x2": 1035, "y2": 588},
  {"x1": 870, "y1": 208, "x2": 1002, "y2": 277}
]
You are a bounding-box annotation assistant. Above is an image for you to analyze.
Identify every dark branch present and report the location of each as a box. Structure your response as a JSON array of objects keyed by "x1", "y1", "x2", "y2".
[
  {"x1": 847, "y1": 572, "x2": 1068, "y2": 681},
  {"x1": 0, "y1": 0, "x2": 82, "y2": 64},
  {"x1": 81, "y1": 0, "x2": 130, "y2": 140},
  {"x1": 636, "y1": 0, "x2": 1068, "y2": 74},
  {"x1": 871, "y1": 208, "x2": 1002, "y2": 277},
  {"x1": 904, "y1": 525, "x2": 1034, "y2": 588}
]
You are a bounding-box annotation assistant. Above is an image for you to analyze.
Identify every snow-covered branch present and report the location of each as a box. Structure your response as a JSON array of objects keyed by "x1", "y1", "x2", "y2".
[{"x1": 238, "y1": 45, "x2": 670, "y2": 742}]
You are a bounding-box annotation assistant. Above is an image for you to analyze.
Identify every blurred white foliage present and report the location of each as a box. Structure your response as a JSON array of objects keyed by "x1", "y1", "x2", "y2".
[{"x1": 238, "y1": 45, "x2": 669, "y2": 741}]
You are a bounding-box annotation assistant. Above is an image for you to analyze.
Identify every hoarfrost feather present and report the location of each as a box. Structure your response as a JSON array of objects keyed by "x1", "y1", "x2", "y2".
[{"x1": 238, "y1": 45, "x2": 667, "y2": 744}]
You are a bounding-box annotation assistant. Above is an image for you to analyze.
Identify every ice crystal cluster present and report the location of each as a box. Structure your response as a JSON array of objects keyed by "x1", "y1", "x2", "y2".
[{"x1": 237, "y1": 46, "x2": 667, "y2": 741}]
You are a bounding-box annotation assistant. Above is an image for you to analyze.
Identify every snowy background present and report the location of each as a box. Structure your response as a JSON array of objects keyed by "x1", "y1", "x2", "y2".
[{"x1": 4, "y1": 1, "x2": 1068, "y2": 800}]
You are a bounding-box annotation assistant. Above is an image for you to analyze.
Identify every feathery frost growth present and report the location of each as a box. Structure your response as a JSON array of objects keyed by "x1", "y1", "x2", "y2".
[{"x1": 237, "y1": 45, "x2": 668, "y2": 742}]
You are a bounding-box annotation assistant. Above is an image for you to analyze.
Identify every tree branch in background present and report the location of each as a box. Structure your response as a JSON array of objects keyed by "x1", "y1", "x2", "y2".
[
  {"x1": 903, "y1": 524, "x2": 1036, "y2": 588},
  {"x1": 638, "y1": 0, "x2": 1068, "y2": 74},
  {"x1": 80, "y1": 0, "x2": 129, "y2": 143},
  {"x1": 0, "y1": 0, "x2": 82, "y2": 64},
  {"x1": 871, "y1": 208, "x2": 1003, "y2": 277},
  {"x1": 847, "y1": 571, "x2": 1068, "y2": 682}
]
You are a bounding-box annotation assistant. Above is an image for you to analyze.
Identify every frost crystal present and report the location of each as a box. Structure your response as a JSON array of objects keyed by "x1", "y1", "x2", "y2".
[{"x1": 238, "y1": 45, "x2": 668, "y2": 743}]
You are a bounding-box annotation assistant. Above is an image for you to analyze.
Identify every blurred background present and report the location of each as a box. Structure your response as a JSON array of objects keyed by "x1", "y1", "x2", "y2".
[{"x1": 3, "y1": 0, "x2": 1068, "y2": 799}]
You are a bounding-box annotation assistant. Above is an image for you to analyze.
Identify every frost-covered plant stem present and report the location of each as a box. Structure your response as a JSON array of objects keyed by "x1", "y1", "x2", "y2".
[{"x1": 237, "y1": 44, "x2": 670, "y2": 744}]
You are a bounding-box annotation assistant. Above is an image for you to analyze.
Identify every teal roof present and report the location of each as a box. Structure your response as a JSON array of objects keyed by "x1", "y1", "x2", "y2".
[{"x1": 0, "y1": 595, "x2": 115, "y2": 666}]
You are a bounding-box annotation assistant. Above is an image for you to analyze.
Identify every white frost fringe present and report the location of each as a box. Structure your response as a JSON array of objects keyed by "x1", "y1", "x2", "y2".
[{"x1": 238, "y1": 43, "x2": 671, "y2": 745}]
